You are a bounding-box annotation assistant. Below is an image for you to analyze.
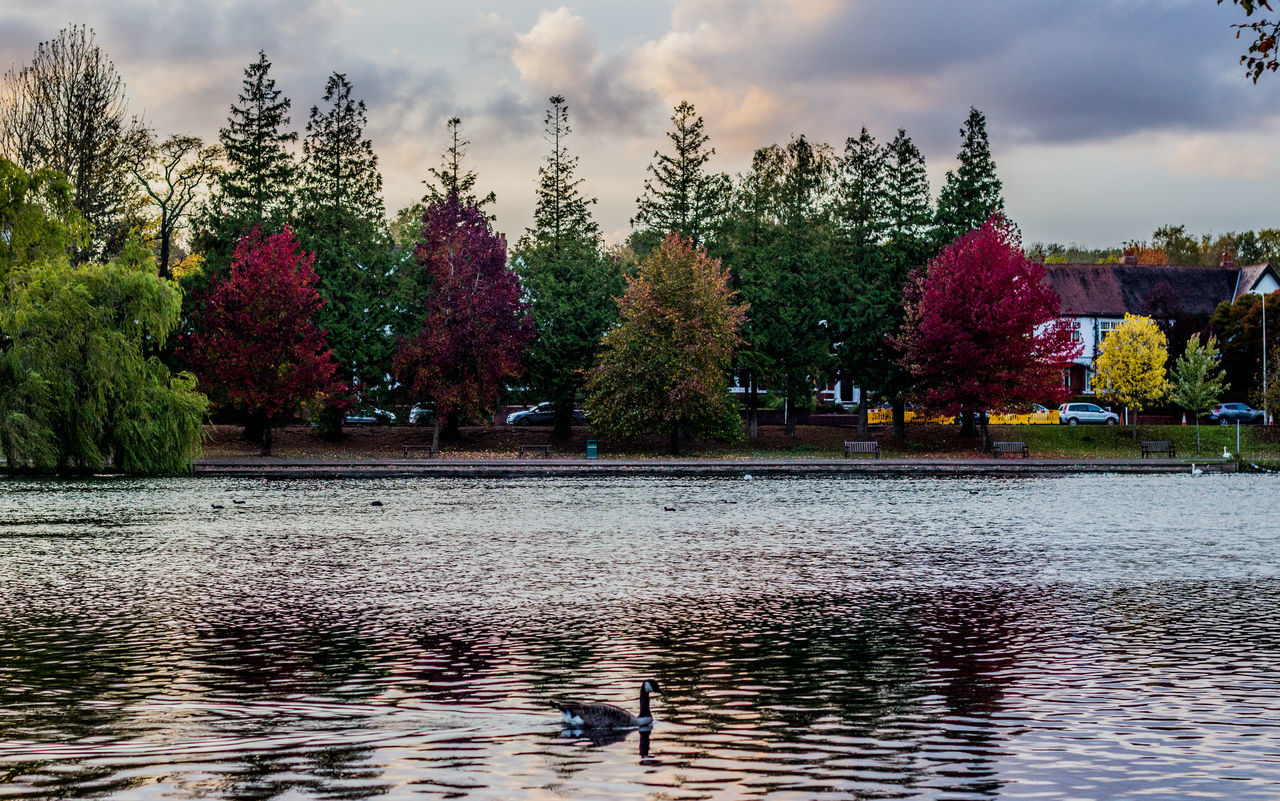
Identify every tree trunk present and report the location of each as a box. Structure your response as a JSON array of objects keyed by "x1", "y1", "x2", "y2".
[
  {"x1": 979, "y1": 411, "x2": 989, "y2": 453},
  {"x1": 444, "y1": 411, "x2": 461, "y2": 442},
  {"x1": 1131, "y1": 406, "x2": 1138, "y2": 441},
  {"x1": 746, "y1": 376, "x2": 759, "y2": 440},
  {"x1": 960, "y1": 410, "x2": 976, "y2": 438},
  {"x1": 1195, "y1": 418, "x2": 1201, "y2": 454},
  {"x1": 261, "y1": 416, "x2": 273, "y2": 457},
  {"x1": 857, "y1": 392, "x2": 869, "y2": 439},
  {"x1": 551, "y1": 401, "x2": 573, "y2": 442},
  {"x1": 669, "y1": 423, "x2": 681, "y2": 455},
  {"x1": 431, "y1": 417, "x2": 441, "y2": 453},
  {"x1": 892, "y1": 397, "x2": 906, "y2": 440}
]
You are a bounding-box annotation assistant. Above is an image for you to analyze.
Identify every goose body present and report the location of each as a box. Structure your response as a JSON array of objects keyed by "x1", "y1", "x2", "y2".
[{"x1": 553, "y1": 679, "x2": 662, "y2": 729}]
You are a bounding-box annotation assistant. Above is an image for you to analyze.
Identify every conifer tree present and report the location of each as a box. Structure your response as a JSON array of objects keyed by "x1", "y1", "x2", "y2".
[
  {"x1": 877, "y1": 129, "x2": 933, "y2": 437},
  {"x1": 194, "y1": 51, "x2": 297, "y2": 280},
  {"x1": 934, "y1": 107, "x2": 1003, "y2": 247},
  {"x1": 725, "y1": 135, "x2": 836, "y2": 436},
  {"x1": 298, "y1": 73, "x2": 393, "y2": 426},
  {"x1": 421, "y1": 116, "x2": 495, "y2": 213},
  {"x1": 217, "y1": 51, "x2": 297, "y2": 227},
  {"x1": 631, "y1": 100, "x2": 731, "y2": 255},
  {"x1": 512, "y1": 96, "x2": 622, "y2": 439},
  {"x1": 830, "y1": 127, "x2": 889, "y2": 437}
]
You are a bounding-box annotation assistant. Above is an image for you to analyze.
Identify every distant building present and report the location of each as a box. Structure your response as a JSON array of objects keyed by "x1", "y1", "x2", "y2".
[{"x1": 1044, "y1": 253, "x2": 1280, "y2": 394}]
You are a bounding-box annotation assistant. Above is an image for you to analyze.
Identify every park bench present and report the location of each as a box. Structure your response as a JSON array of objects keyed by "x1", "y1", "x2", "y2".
[
  {"x1": 401, "y1": 444, "x2": 438, "y2": 458},
  {"x1": 1140, "y1": 440, "x2": 1176, "y2": 458},
  {"x1": 991, "y1": 441, "x2": 1029, "y2": 458},
  {"x1": 519, "y1": 444, "x2": 553, "y2": 458},
  {"x1": 843, "y1": 441, "x2": 882, "y2": 458}
]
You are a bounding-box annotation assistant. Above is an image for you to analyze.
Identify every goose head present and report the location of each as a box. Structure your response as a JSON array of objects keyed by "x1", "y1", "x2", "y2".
[{"x1": 642, "y1": 679, "x2": 663, "y2": 696}]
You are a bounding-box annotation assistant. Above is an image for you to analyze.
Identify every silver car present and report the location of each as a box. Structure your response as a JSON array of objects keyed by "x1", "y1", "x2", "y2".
[{"x1": 1058, "y1": 402, "x2": 1119, "y2": 425}]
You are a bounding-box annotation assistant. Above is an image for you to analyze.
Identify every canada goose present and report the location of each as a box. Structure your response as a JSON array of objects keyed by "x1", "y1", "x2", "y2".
[
  {"x1": 232, "y1": 499, "x2": 245, "y2": 505},
  {"x1": 370, "y1": 500, "x2": 383, "y2": 507},
  {"x1": 211, "y1": 503, "x2": 224, "y2": 509},
  {"x1": 552, "y1": 679, "x2": 662, "y2": 729}
]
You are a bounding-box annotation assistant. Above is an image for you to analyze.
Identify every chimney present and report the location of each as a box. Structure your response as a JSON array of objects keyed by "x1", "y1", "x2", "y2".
[
  {"x1": 1122, "y1": 248, "x2": 1138, "y2": 266},
  {"x1": 1221, "y1": 251, "x2": 1235, "y2": 268}
]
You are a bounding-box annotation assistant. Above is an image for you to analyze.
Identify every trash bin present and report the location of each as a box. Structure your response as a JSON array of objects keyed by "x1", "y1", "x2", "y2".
[{"x1": 586, "y1": 439, "x2": 597, "y2": 459}]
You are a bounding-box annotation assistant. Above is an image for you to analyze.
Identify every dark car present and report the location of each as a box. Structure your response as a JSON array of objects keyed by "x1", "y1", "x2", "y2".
[
  {"x1": 506, "y1": 402, "x2": 586, "y2": 426},
  {"x1": 1206, "y1": 402, "x2": 1265, "y2": 425}
]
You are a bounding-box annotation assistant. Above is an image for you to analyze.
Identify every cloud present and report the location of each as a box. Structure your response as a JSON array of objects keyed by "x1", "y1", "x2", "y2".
[{"x1": 509, "y1": 7, "x2": 656, "y2": 133}]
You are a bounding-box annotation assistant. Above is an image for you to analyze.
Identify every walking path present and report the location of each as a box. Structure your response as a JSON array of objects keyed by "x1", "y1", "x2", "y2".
[{"x1": 194, "y1": 456, "x2": 1232, "y2": 478}]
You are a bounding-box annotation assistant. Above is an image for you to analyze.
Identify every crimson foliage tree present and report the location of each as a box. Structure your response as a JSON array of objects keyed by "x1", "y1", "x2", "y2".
[
  {"x1": 394, "y1": 197, "x2": 529, "y2": 450},
  {"x1": 185, "y1": 227, "x2": 342, "y2": 454},
  {"x1": 895, "y1": 215, "x2": 1080, "y2": 449}
]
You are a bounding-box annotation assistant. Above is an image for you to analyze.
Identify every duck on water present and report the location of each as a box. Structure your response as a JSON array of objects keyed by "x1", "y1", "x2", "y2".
[{"x1": 552, "y1": 679, "x2": 663, "y2": 729}]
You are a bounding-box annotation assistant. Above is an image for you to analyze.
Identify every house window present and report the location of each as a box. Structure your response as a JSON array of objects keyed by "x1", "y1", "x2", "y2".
[
  {"x1": 1068, "y1": 320, "x2": 1081, "y2": 342},
  {"x1": 1099, "y1": 320, "x2": 1121, "y2": 342}
]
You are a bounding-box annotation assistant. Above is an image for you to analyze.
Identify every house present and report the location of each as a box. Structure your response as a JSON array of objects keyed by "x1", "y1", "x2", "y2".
[{"x1": 1044, "y1": 253, "x2": 1280, "y2": 394}]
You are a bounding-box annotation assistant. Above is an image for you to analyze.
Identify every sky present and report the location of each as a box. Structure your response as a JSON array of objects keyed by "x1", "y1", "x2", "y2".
[{"x1": 3, "y1": 0, "x2": 1279, "y2": 249}]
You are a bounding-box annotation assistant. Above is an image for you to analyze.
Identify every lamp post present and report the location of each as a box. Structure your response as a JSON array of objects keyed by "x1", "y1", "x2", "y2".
[{"x1": 1254, "y1": 287, "x2": 1264, "y2": 424}]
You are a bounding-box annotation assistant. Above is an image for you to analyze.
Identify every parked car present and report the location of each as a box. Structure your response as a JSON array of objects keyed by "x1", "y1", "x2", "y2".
[
  {"x1": 1058, "y1": 402, "x2": 1119, "y2": 425},
  {"x1": 345, "y1": 407, "x2": 396, "y2": 425},
  {"x1": 506, "y1": 402, "x2": 587, "y2": 426},
  {"x1": 1205, "y1": 402, "x2": 1265, "y2": 425}
]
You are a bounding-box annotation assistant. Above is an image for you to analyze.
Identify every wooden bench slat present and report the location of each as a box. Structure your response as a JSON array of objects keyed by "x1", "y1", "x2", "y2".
[
  {"x1": 518, "y1": 444, "x2": 553, "y2": 458},
  {"x1": 843, "y1": 441, "x2": 881, "y2": 458},
  {"x1": 991, "y1": 441, "x2": 1029, "y2": 458}
]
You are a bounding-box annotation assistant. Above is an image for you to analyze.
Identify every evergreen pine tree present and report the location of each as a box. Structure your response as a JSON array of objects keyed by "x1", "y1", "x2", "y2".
[
  {"x1": 217, "y1": 50, "x2": 297, "y2": 228},
  {"x1": 830, "y1": 127, "x2": 889, "y2": 436},
  {"x1": 513, "y1": 96, "x2": 622, "y2": 440},
  {"x1": 631, "y1": 100, "x2": 730, "y2": 255},
  {"x1": 877, "y1": 128, "x2": 933, "y2": 438},
  {"x1": 193, "y1": 51, "x2": 297, "y2": 284},
  {"x1": 297, "y1": 73, "x2": 393, "y2": 427},
  {"x1": 725, "y1": 135, "x2": 836, "y2": 437},
  {"x1": 420, "y1": 116, "x2": 496, "y2": 214},
  {"x1": 934, "y1": 107, "x2": 1003, "y2": 247}
]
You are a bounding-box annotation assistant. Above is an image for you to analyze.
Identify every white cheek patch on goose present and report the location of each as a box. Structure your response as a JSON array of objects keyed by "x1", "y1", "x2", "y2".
[{"x1": 563, "y1": 711, "x2": 585, "y2": 726}]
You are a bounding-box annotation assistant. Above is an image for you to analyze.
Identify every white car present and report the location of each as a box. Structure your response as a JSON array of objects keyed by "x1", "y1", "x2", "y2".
[{"x1": 1058, "y1": 402, "x2": 1119, "y2": 425}]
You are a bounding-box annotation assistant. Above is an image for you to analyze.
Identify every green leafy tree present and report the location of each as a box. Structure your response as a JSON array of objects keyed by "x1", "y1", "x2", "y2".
[
  {"x1": 0, "y1": 25, "x2": 149, "y2": 261},
  {"x1": 727, "y1": 135, "x2": 836, "y2": 437},
  {"x1": 1, "y1": 222, "x2": 206, "y2": 474},
  {"x1": 128, "y1": 133, "x2": 222, "y2": 279},
  {"x1": 1093, "y1": 313, "x2": 1171, "y2": 440},
  {"x1": 196, "y1": 51, "x2": 297, "y2": 276},
  {"x1": 512, "y1": 96, "x2": 622, "y2": 440},
  {"x1": 1171, "y1": 334, "x2": 1229, "y2": 453},
  {"x1": 1210, "y1": 290, "x2": 1280, "y2": 405},
  {"x1": 830, "y1": 127, "x2": 889, "y2": 438},
  {"x1": 934, "y1": 107, "x2": 1003, "y2": 248},
  {"x1": 631, "y1": 100, "x2": 731, "y2": 256},
  {"x1": 584, "y1": 234, "x2": 747, "y2": 454},
  {"x1": 1152, "y1": 224, "x2": 1201, "y2": 264},
  {"x1": 297, "y1": 73, "x2": 394, "y2": 430},
  {"x1": 0, "y1": 158, "x2": 87, "y2": 278},
  {"x1": 879, "y1": 128, "x2": 933, "y2": 437}
]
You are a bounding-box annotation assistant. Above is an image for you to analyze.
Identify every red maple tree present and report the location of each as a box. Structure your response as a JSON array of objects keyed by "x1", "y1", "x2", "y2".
[
  {"x1": 895, "y1": 215, "x2": 1080, "y2": 448},
  {"x1": 394, "y1": 197, "x2": 529, "y2": 449},
  {"x1": 185, "y1": 226, "x2": 343, "y2": 454}
]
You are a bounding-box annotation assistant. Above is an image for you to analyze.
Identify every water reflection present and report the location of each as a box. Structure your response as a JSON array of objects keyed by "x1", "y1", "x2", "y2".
[{"x1": 1, "y1": 474, "x2": 1279, "y2": 799}]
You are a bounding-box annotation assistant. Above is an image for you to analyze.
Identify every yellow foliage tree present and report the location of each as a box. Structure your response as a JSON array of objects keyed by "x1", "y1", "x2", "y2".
[{"x1": 1093, "y1": 314, "x2": 1170, "y2": 439}]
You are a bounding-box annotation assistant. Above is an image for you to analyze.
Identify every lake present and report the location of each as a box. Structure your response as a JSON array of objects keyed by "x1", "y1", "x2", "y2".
[{"x1": 1, "y1": 473, "x2": 1278, "y2": 799}]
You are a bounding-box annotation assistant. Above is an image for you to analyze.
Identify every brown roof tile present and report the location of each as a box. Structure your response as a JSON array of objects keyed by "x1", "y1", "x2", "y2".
[{"x1": 1044, "y1": 263, "x2": 1243, "y2": 317}]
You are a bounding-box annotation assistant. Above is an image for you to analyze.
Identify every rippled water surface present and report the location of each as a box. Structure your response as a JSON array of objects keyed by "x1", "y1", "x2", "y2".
[{"x1": 2, "y1": 473, "x2": 1279, "y2": 799}]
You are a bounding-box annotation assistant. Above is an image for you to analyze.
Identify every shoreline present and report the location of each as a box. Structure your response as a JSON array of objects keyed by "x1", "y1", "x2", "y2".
[{"x1": 189, "y1": 456, "x2": 1237, "y2": 478}]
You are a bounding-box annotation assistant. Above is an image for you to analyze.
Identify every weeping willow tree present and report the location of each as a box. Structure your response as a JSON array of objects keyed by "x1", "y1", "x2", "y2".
[{"x1": 1, "y1": 158, "x2": 207, "y2": 474}]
